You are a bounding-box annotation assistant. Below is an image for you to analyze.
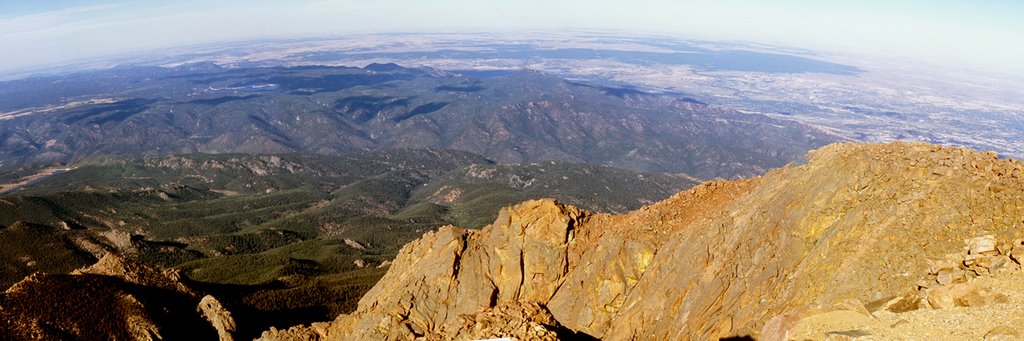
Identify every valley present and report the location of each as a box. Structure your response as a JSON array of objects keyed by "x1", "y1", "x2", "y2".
[
  {"x1": 0, "y1": 59, "x2": 1013, "y2": 340},
  {"x1": 0, "y1": 20, "x2": 1018, "y2": 340},
  {"x1": 0, "y1": 149, "x2": 694, "y2": 337},
  {"x1": 7, "y1": 141, "x2": 1021, "y2": 340}
]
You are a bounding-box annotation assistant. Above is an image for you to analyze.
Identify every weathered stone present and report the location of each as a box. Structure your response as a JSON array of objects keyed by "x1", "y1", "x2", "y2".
[
  {"x1": 198, "y1": 295, "x2": 236, "y2": 341},
  {"x1": 264, "y1": 199, "x2": 585, "y2": 341},
  {"x1": 969, "y1": 265, "x2": 991, "y2": 276},
  {"x1": 974, "y1": 255, "x2": 993, "y2": 269},
  {"x1": 73, "y1": 253, "x2": 195, "y2": 296},
  {"x1": 927, "y1": 258, "x2": 957, "y2": 274},
  {"x1": 997, "y1": 242, "x2": 1014, "y2": 255},
  {"x1": 936, "y1": 269, "x2": 954, "y2": 285},
  {"x1": 260, "y1": 326, "x2": 321, "y2": 341},
  {"x1": 965, "y1": 253, "x2": 983, "y2": 266},
  {"x1": 988, "y1": 255, "x2": 1010, "y2": 273},
  {"x1": 985, "y1": 326, "x2": 1021, "y2": 340},
  {"x1": 426, "y1": 302, "x2": 561, "y2": 341},
  {"x1": 343, "y1": 239, "x2": 366, "y2": 250},
  {"x1": 1, "y1": 254, "x2": 229, "y2": 340},
  {"x1": 927, "y1": 283, "x2": 969, "y2": 309},
  {"x1": 955, "y1": 290, "x2": 989, "y2": 307},
  {"x1": 927, "y1": 283, "x2": 1006, "y2": 309},
  {"x1": 1010, "y1": 246, "x2": 1024, "y2": 264},
  {"x1": 885, "y1": 295, "x2": 921, "y2": 313},
  {"x1": 969, "y1": 235, "x2": 998, "y2": 255}
]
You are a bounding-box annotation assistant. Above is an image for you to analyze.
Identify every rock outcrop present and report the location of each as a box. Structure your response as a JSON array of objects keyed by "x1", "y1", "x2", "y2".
[
  {"x1": 0, "y1": 253, "x2": 233, "y2": 340},
  {"x1": 261, "y1": 142, "x2": 1024, "y2": 340},
  {"x1": 263, "y1": 199, "x2": 586, "y2": 340},
  {"x1": 199, "y1": 295, "x2": 237, "y2": 341},
  {"x1": 778, "y1": 235, "x2": 1024, "y2": 340}
]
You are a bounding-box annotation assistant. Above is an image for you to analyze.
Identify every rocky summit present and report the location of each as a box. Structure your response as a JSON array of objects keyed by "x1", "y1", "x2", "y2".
[{"x1": 258, "y1": 142, "x2": 1024, "y2": 340}]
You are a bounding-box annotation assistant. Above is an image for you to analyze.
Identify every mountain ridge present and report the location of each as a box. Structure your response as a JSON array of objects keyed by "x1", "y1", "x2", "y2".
[
  {"x1": 0, "y1": 63, "x2": 838, "y2": 178},
  {"x1": 0, "y1": 148, "x2": 695, "y2": 336},
  {"x1": 259, "y1": 141, "x2": 1024, "y2": 340}
]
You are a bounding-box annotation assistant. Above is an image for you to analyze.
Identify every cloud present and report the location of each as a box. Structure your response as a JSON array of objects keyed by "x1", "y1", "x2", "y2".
[
  {"x1": 0, "y1": 4, "x2": 122, "y2": 40},
  {"x1": 0, "y1": 1, "x2": 1021, "y2": 77}
]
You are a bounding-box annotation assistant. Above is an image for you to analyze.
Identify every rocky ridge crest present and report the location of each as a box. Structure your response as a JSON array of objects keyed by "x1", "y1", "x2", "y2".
[
  {"x1": 260, "y1": 142, "x2": 1024, "y2": 340},
  {"x1": 0, "y1": 253, "x2": 235, "y2": 340}
]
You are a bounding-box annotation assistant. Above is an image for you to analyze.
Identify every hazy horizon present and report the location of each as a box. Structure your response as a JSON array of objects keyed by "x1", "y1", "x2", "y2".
[{"x1": 1, "y1": 0, "x2": 1023, "y2": 77}]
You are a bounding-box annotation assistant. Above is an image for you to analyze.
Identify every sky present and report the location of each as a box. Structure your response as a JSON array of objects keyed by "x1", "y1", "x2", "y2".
[{"x1": 0, "y1": 0, "x2": 1022, "y2": 76}]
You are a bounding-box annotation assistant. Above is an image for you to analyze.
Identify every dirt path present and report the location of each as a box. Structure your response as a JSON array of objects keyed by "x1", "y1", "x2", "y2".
[{"x1": 0, "y1": 167, "x2": 72, "y2": 194}]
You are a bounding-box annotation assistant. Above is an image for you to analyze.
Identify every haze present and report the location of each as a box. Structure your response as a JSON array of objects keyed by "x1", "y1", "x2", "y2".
[{"x1": 1, "y1": 0, "x2": 1023, "y2": 76}]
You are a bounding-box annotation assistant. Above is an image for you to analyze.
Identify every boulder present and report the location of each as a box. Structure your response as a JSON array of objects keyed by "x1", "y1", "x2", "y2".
[
  {"x1": 198, "y1": 295, "x2": 236, "y2": 341},
  {"x1": 985, "y1": 326, "x2": 1021, "y2": 341},
  {"x1": 926, "y1": 283, "x2": 1007, "y2": 309},
  {"x1": 1010, "y1": 246, "x2": 1024, "y2": 264},
  {"x1": 989, "y1": 255, "x2": 1010, "y2": 273},
  {"x1": 343, "y1": 239, "x2": 367, "y2": 250},
  {"x1": 968, "y1": 235, "x2": 998, "y2": 255}
]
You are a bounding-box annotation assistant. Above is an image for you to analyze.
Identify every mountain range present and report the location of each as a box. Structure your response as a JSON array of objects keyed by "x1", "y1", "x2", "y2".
[
  {"x1": 4, "y1": 142, "x2": 1024, "y2": 340},
  {"x1": 11, "y1": 60, "x2": 1010, "y2": 341},
  {"x1": 0, "y1": 63, "x2": 837, "y2": 179},
  {"x1": 0, "y1": 148, "x2": 693, "y2": 338}
]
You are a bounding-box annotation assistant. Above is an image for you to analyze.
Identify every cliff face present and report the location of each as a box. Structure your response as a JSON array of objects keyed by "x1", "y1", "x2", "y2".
[
  {"x1": 261, "y1": 142, "x2": 1024, "y2": 340},
  {"x1": 262, "y1": 199, "x2": 586, "y2": 340}
]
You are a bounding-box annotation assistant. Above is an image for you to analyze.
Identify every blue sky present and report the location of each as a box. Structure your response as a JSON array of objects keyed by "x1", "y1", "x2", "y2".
[{"x1": 0, "y1": 0, "x2": 1022, "y2": 75}]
